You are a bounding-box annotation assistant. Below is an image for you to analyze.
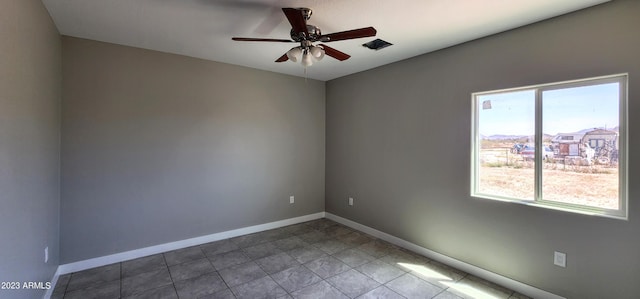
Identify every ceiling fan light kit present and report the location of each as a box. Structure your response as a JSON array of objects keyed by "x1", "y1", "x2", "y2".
[
  {"x1": 286, "y1": 43, "x2": 325, "y2": 67},
  {"x1": 301, "y1": 51, "x2": 313, "y2": 67},
  {"x1": 232, "y1": 7, "x2": 377, "y2": 68},
  {"x1": 309, "y1": 46, "x2": 325, "y2": 59},
  {"x1": 286, "y1": 47, "x2": 302, "y2": 62}
]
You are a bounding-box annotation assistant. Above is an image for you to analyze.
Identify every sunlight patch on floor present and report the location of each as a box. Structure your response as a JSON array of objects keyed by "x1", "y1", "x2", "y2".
[
  {"x1": 442, "y1": 281, "x2": 502, "y2": 299},
  {"x1": 397, "y1": 262, "x2": 452, "y2": 281},
  {"x1": 398, "y1": 262, "x2": 502, "y2": 299}
]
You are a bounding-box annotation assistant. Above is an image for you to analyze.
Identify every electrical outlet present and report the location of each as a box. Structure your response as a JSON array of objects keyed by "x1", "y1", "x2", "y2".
[
  {"x1": 44, "y1": 246, "x2": 49, "y2": 263},
  {"x1": 289, "y1": 195, "x2": 294, "y2": 204},
  {"x1": 348, "y1": 197, "x2": 354, "y2": 206},
  {"x1": 554, "y1": 251, "x2": 566, "y2": 268}
]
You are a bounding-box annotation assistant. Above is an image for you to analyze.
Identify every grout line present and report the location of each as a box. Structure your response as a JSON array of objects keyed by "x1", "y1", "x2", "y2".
[
  {"x1": 49, "y1": 273, "x2": 69, "y2": 298},
  {"x1": 160, "y1": 253, "x2": 180, "y2": 299},
  {"x1": 119, "y1": 262, "x2": 123, "y2": 298}
]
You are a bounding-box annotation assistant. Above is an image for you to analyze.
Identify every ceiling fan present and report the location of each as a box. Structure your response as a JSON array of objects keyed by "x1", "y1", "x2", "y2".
[{"x1": 232, "y1": 7, "x2": 377, "y2": 66}]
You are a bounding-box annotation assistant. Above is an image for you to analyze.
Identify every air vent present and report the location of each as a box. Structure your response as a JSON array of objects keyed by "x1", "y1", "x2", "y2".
[{"x1": 362, "y1": 39, "x2": 393, "y2": 50}]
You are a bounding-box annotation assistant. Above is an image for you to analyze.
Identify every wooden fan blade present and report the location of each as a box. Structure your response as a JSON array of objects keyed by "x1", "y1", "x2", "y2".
[
  {"x1": 232, "y1": 37, "x2": 295, "y2": 43},
  {"x1": 282, "y1": 8, "x2": 309, "y2": 37},
  {"x1": 319, "y1": 44, "x2": 350, "y2": 61},
  {"x1": 321, "y1": 27, "x2": 377, "y2": 42},
  {"x1": 275, "y1": 53, "x2": 289, "y2": 62}
]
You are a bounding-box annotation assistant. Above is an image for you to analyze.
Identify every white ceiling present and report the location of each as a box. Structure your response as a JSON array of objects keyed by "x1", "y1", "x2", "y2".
[{"x1": 42, "y1": 0, "x2": 609, "y2": 81}]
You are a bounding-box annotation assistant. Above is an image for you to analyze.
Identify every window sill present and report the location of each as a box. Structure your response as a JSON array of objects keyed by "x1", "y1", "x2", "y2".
[{"x1": 472, "y1": 193, "x2": 628, "y2": 221}]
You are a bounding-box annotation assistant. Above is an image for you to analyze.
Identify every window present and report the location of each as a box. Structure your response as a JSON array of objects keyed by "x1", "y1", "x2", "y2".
[
  {"x1": 471, "y1": 74, "x2": 628, "y2": 219},
  {"x1": 589, "y1": 139, "x2": 605, "y2": 149}
]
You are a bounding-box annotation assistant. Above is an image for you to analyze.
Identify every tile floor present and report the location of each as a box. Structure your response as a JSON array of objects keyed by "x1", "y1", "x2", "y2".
[{"x1": 51, "y1": 218, "x2": 531, "y2": 299}]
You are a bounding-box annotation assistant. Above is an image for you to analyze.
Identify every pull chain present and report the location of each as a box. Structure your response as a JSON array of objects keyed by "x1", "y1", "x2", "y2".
[{"x1": 304, "y1": 67, "x2": 308, "y2": 84}]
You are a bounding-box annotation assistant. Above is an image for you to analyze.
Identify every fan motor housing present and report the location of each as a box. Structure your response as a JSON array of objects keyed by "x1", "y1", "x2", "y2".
[{"x1": 291, "y1": 25, "x2": 322, "y2": 42}]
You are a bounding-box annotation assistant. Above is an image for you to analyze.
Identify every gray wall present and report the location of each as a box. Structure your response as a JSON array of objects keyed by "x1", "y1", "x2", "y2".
[
  {"x1": 326, "y1": 1, "x2": 639, "y2": 298},
  {"x1": 60, "y1": 37, "x2": 325, "y2": 263},
  {"x1": 0, "y1": 0, "x2": 61, "y2": 298}
]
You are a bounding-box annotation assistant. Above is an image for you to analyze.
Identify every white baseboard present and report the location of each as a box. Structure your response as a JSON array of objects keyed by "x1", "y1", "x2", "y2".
[
  {"x1": 47, "y1": 211, "x2": 562, "y2": 299},
  {"x1": 43, "y1": 269, "x2": 61, "y2": 299},
  {"x1": 57, "y1": 212, "x2": 324, "y2": 275},
  {"x1": 47, "y1": 212, "x2": 324, "y2": 293},
  {"x1": 325, "y1": 212, "x2": 565, "y2": 299}
]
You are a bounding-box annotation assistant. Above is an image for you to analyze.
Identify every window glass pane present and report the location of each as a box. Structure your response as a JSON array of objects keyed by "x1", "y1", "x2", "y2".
[
  {"x1": 476, "y1": 90, "x2": 535, "y2": 200},
  {"x1": 541, "y1": 83, "x2": 620, "y2": 209}
]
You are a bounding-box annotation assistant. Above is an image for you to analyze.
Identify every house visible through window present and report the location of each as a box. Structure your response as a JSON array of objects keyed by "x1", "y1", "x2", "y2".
[{"x1": 471, "y1": 74, "x2": 628, "y2": 219}]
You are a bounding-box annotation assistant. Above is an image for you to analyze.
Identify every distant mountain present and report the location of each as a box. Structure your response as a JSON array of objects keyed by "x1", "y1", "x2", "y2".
[
  {"x1": 482, "y1": 126, "x2": 618, "y2": 141},
  {"x1": 574, "y1": 126, "x2": 619, "y2": 134},
  {"x1": 483, "y1": 133, "x2": 570, "y2": 141},
  {"x1": 483, "y1": 134, "x2": 527, "y2": 140}
]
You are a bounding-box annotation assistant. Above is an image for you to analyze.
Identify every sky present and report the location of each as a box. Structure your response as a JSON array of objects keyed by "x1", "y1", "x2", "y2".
[{"x1": 477, "y1": 82, "x2": 620, "y2": 136}]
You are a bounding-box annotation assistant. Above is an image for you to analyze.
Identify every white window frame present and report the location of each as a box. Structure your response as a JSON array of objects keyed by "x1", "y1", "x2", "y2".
[{"x1": 471, "y1": 74, "x2": 628, "y2": 220}]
